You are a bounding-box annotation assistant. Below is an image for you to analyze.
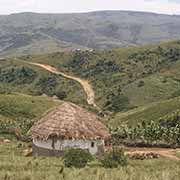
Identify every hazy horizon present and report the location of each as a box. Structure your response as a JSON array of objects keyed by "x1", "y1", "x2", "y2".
[
  {"x1": 1, "y1": 9, "x2": 180, "y2": 16},
  {"x1": 0, "y1": 0, "x2": 180, "y2": 15}
]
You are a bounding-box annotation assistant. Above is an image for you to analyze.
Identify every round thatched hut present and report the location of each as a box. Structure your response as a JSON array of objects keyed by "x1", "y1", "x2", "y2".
[{"x1": 28, "y1": 102, "x2": 110, "y2": 156}]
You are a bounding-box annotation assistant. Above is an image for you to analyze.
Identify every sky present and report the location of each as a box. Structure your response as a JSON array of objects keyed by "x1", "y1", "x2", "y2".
[{"x1": 0, "y1": 0, "x2": 180, "y2": 15}]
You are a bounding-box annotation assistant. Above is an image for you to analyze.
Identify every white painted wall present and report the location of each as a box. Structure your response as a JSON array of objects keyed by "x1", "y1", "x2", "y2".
[{"x1": 33, "y1": 139, "x2": 104, "y2": 155}]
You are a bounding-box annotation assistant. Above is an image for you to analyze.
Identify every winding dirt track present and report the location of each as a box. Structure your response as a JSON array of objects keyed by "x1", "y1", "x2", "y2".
[
  {"x1": 27, "y1": 62, "x2": 180, "y2": 161},
  {"x1": 28, "y1": 62, "x2": 99, "y2": 109}
]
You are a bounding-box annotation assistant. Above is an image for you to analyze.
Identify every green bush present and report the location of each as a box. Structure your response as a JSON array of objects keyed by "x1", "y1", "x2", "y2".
[
  {"x1": 138, "y1": 80, "x2": 145, "y2": 87},
  {"x1": 101, "y1": 147, "x2": 128, "y2": 168},
  {"x1": 63, "y1": 148, "x2": 93, "y2": 168}
]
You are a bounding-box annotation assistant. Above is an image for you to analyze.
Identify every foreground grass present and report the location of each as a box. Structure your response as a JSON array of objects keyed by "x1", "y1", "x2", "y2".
[{"x1": 0, "y1": 141, "x2": 180, "y2": 180}]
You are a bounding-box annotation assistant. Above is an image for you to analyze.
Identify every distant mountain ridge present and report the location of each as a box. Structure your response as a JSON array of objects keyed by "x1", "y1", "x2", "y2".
[{"x1": 1, "y1": 10, "x2": 180, "y2": 56}]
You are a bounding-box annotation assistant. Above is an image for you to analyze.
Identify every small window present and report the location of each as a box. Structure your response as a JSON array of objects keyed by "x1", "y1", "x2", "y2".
[{"x1": 91, "y1": 142, "x2": 95, "y2": 148}]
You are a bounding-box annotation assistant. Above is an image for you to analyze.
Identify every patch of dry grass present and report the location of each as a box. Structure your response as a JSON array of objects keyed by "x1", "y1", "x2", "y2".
[{"x1": 0, "y1": 141, "x2": 180, "y2": 180}]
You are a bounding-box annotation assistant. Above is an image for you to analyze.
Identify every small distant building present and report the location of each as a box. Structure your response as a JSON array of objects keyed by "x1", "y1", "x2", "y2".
[{"x1": 28, "y1": 102, "x2": 109, "y2": 156}]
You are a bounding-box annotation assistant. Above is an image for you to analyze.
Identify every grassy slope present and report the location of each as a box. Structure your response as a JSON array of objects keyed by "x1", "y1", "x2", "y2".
[
  {"x1": 123, "y1": 60, "x2": 180, "y2": 106},
  {"x1": 108, "y1": 96, "x2": 180, "y2": 127},
  {"x1": 0, "y1": 59, "x2": 87, "y2": 106},
  {"x1": 0, "y1": 93, "x2": 60, "y2": 125},
  {"x1": 1, "y1": 41, "x2": 180, "y2": 128},
  {"x1": 16, "y1": 41, "x2": 180, "y2": 108},
  {"x1": 0, "y1": 141, "x2": 180, "y2": 180}
]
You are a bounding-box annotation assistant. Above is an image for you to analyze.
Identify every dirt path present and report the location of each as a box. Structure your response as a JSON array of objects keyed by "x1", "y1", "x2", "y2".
[
  {"x1": 27, "y1": 62, "x2": 99, "y2": 110},
  {"x1": 125, "y1": 147, "x2": 180, "y2": 161},
  {"x1": 25, "y1": 62, "x2": 180, "y2": 161}
]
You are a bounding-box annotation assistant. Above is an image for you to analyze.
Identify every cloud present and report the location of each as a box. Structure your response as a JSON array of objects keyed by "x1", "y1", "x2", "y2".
[
  {"x1": 169, "y1": 0, "x2": 180, "y2": 3},
  {"x1": 0, "y1": 0, "x2": 36, "y2": 14},
  {"x1": 145, "y1": 0, "x2": 180, "y2": 3},
  {"x1": 1, "y1": 0, "x2": 35, "y2": 7}
]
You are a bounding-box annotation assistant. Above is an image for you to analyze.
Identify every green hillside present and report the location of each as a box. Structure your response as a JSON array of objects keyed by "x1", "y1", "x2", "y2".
[
  {"x1": 0, "y1": 93, "x2": 59, "y2": 120},
  {"x1": 13, "y1": 40, "x2": 180, "y2": 111},
  {"x1": 1, "y1": 40, "x2": 180, "y2": 130},
  {"x1": 108, "y1": 96, "x2": 180, "y2": 127},
  {"x1": 0, "y1": 59, "x2": 87, "y2": 106},
  {"x1": 0, "y1": 93, "x2": 61, "y2": 136}
]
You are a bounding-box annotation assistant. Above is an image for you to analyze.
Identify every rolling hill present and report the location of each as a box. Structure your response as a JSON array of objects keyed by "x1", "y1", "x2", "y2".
[
  {"x1": 1, "y1": 11, "x2": 180, "y2": 56},
  {"x1": 10, "y1": 41, "x2": 179, "y2": 110},
  {"x1": 1, "y1": 40, "x2": 180, "y2": 120},
  {"x1": 108, "y1": 96, "x2": 180, "y2": 127}
]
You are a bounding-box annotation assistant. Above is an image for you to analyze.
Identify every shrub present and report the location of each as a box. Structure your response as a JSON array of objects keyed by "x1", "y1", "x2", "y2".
[
  {"x1": 137, "y1": 80, "x2": 145, "y2": 87},
  {"x1": 55, "y1": 91, "x2": 67, "y2": 100},
  {"x1": 101, "y1": 147, "x2": 128, "y2": 168},
  {"x1": 63, "y1": 148, "x2": 93, "y2": 168}
]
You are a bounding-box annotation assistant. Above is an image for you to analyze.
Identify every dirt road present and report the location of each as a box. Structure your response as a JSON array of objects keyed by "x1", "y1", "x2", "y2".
[
  {"x1": 125, "y1": 147, "x2": 180, "y2": 161},
  {"x1": 26, "y1": 62, "x2": 180, "y2": 161},
  {"x1": 28, "y1": 62, "x2": 99, "y2": 109}
]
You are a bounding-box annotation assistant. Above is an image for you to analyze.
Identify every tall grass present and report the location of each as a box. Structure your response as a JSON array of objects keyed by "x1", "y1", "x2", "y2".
[{"x1": 0, "y1": 141, "x2": 180, "y2": 180}]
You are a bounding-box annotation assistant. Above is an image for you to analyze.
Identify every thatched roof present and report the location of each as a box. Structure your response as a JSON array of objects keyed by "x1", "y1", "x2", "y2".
[{"x1": 28, "y1": 102, "x2": 110, "y2": 140}]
